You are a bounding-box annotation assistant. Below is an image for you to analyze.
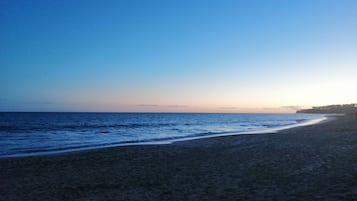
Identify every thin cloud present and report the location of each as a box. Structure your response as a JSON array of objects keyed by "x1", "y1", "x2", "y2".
[
  {"x1": 280, "y1": 106, "x2": 303, "y2": 110},
  {"x1": 263, "y1": 106, "x2": 303, "y2": 111},
  {"x1": 218, "y1": 107, "x2": 239, "y2": 110},
  {"x1": 0, "y1": 99, "x2": 55, "y2": 105},
  {"x1": 136, "y1": 104, "x2": 159, "y2": 107},
  {"x1": 263, "y1": 107, "x2": 277, "y2": 110},
  {"x1": 33, "y1": 101, "x2": 55, "y2": 105},
  {"x1": 166, "y1": 105, "x2": 188, "y2": 108},
  {"x1": 136, "y1": 104, "x2": 189, "y2": 108}
]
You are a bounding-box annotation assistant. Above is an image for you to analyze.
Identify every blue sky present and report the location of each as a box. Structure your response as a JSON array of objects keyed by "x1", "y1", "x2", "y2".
[{"x1": 1, "y1": 0, "x2": 357, "y2": 112}]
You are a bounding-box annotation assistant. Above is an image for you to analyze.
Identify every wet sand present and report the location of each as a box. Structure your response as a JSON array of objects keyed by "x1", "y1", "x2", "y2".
[{"x1": 1, "y1": 114, "x2": 356, "y2": 201}]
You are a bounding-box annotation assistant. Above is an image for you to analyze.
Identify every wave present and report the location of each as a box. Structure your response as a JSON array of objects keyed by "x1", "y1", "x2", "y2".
[{"x1": 0, "y1": 123, "x2": 178, "y2": 132}]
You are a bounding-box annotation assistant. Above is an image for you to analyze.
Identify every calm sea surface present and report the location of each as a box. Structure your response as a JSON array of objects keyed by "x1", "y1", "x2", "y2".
[{"x1": 0, "y1": 113, "x2": 325, "y2": 157}]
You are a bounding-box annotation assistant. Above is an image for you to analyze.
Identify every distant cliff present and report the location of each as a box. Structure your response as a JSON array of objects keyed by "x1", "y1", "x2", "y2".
[{"x1": 296, "y1": 104, "x2": 357, "y2": 114}]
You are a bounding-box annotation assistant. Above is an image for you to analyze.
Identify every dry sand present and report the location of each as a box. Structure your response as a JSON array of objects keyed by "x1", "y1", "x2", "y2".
[{"x1": 1, "y1": 114, "x2": 356, "y2": 201}]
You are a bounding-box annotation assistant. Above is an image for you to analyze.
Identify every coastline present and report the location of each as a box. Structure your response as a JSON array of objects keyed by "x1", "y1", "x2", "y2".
[
  {"x1": 1, "y1": 114, "x2": 356, "y2": 200},
  {"x1": 0, "y1": 114, "x2": 329, "y2": 158}
]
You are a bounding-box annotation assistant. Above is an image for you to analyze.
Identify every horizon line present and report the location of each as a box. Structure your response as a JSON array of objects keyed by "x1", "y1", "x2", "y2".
[{"x1": 0, "y1": 111, "x2": 298, "y2": 114}]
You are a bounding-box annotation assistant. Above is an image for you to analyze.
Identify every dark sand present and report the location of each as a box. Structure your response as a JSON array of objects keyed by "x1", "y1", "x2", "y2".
[{"x1": 1, "y1": 114, "x2": 356, "y2": 201}]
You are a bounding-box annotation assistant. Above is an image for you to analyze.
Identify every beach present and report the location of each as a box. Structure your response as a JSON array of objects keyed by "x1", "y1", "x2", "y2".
[{"x1": 1, "y1": 114, "x2": 356, "y2": 201}]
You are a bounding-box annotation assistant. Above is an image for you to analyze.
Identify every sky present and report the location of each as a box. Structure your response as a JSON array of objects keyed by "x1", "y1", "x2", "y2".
[{"x1": 1, "y1": 0, "x2": 357, "y2": 112}]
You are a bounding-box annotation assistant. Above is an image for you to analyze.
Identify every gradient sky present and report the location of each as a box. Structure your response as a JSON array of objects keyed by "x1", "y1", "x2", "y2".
[{"x1": 1, "y1": 0, "x2": 357, "y2": 112}]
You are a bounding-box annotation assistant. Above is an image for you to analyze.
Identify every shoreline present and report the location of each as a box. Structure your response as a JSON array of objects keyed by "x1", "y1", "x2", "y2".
[
  {"x1": 1, "y1": 114, "x2": 356, "y2": 200},
  {"x1": 1, "y1": 114, "x2": 330, "y2": 159}
]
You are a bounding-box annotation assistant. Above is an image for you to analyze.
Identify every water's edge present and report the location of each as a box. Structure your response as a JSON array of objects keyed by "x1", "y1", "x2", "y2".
[{"x1": 0, "y1": 115, "x2": 331, "y2": 159}]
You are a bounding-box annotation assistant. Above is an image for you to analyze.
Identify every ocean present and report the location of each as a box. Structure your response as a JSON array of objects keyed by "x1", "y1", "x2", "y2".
[{"x1": 0, "y1": 112, "x2": 326, "y2": 157}]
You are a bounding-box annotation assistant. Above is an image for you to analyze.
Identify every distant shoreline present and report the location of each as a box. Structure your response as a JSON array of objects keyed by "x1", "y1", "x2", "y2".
[{"x1": 296, "y1": 103, "x2": 357, "y2": 114}]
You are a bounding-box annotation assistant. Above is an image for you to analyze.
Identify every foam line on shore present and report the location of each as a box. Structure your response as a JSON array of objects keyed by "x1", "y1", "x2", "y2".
[{"x1": 167, "y1": 116, "x2": 330, "y2": 143}]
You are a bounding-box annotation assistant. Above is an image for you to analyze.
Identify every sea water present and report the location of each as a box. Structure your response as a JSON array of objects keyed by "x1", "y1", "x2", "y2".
[{"x1": 0, "y1": 112, "x2": 325, "y2": 157}]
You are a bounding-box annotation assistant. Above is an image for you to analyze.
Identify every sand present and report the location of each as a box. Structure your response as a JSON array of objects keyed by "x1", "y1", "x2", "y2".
[{"x1": 1, "y1": 114, "x2": 356, "y2": 201}]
